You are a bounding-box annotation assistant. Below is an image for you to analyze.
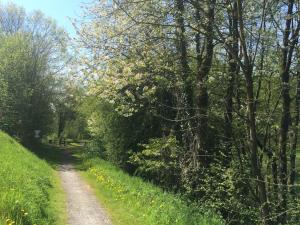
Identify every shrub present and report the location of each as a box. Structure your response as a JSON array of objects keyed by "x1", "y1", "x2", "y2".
[{"x1": 129, "y1": 135, "x2": 181, "y2": 189}]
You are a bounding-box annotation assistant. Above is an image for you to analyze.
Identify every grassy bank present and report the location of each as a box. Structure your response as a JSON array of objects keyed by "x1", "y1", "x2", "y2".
[
  {"x1": 78, "y1": 155, "x2": 225, "y2": 225},
  {"x1": 0, "y1": 132, "x2": 66, "y2": 225}
]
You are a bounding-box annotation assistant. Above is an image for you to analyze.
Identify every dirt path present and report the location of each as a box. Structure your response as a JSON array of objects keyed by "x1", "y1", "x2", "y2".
[{"x1": 59, "y1": 159, "x2": 112, "y2": 225}]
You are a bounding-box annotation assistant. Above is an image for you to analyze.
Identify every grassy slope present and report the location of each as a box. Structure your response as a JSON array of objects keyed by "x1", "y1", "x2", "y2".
[
  {"x1": 77, "y1": 154, "x2": 225, "y2": 225},
  {"x1": 0, "y1": 132, "x2": 67, "y2": 225}
]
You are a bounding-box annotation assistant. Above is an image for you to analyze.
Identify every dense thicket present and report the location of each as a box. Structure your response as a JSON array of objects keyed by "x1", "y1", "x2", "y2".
[
  {"x1": 0, "y1": 4, "x2": 68, "y2": 141},
  {"x1": 75, "y1": 0, "x2": 300, "y2": 224}
]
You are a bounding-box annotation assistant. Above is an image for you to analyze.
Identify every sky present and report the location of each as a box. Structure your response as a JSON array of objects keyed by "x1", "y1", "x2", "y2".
[{"x1": 1, "y1": 0, "x2": 88, "y2": 36}]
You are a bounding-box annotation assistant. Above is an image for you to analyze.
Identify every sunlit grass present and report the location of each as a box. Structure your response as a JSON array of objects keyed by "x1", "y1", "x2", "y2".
[
  {"x1": 0, "y1": 131, "x2": 66, "y2": 225},
  {"x1": 80, "y1": 156, "x2": 225, "y2": 225}
]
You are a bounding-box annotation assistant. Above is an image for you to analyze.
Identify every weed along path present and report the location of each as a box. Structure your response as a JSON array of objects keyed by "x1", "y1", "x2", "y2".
[{"x1": 59, "y1": 150, "x2": 112, "y2": 225}]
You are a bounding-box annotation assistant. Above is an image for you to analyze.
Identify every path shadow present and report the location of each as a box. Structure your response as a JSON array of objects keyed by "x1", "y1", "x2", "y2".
[{"x1": 28, "y1": 143, "x2": 85, "y2": 171}]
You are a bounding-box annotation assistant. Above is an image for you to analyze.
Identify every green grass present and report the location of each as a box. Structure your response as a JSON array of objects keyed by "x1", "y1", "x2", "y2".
[
  {"x1": 0, "y1": 131, "x2": 67, "y2": 225},
  {"x1": 78, "y1": 156, "x2": 225, "y2": 225},
  {"x1": 47, "y1": 172, "x2": 67, "y2": 225}
]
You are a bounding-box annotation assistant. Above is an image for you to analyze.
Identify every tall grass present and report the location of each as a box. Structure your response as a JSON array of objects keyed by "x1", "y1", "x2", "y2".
[
  {"x1": 0, "y1": 131, "x2": 65, "y2": 225},
  {"x1": 81, "y1": 156, "x2": 225, "y2": 225}
]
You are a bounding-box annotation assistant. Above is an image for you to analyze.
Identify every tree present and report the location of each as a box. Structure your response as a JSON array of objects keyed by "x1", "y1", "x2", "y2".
[{"x1": 0, "y1": 3, "x2": 68, "y2": 141}]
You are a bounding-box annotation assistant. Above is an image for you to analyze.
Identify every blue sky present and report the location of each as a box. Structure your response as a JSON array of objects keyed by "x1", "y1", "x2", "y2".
[{"x1": 1, "y1": 0, "x2": 88, "y2": 36}]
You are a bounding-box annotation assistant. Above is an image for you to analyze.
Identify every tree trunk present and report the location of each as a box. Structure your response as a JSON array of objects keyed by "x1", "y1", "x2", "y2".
[
  {"x1": 174, "y1": 0, "x2": 195, "y2": 153},
  {"x1": 278, "y1": 1, "x2": 297, "y2": 222},
  {"x1": 290, "y1": 71, "x2": 300, "y2": 194},
  {"x1": 58, "y1": 111, "x2": 65, "y2": 145},
  {"x1": 224, "y1": 1, "x2": 239, "y2": 164},
  {"x1": 175, "y1": 0, "x2": 193, "y2": 113},
  {"x1": 236, "y1": 1, "x2": 270, "y2": 223},
  {"x1": 278, "y1": 65, "x2": 290, "y2": 225},
  {"x1": 245, "y1": 68, "x2": 270, "y2": 225},
  {"x1": 194, "y1": 0, "x2": 215, "y2": 166}
]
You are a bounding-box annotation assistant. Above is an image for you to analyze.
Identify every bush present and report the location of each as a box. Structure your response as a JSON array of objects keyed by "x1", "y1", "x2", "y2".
[{"x1": 129, "y1": 135, "x2": 181, "y2": 190}]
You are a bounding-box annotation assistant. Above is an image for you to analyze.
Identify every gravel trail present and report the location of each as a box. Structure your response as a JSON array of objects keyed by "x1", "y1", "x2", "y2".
[{"x1": 59, "y1": 161, "x2": 112, "y2": 225}]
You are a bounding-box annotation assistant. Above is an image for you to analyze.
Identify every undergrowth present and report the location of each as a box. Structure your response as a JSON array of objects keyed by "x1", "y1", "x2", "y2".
[{"x1": 80, "y1": 153, "x2": 225, "y2": 225}]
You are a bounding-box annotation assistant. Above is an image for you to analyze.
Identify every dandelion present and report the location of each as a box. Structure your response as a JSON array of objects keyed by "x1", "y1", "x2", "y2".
[{"x1": 6, "y1": 219, "x2": 15, "y2": 225}]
